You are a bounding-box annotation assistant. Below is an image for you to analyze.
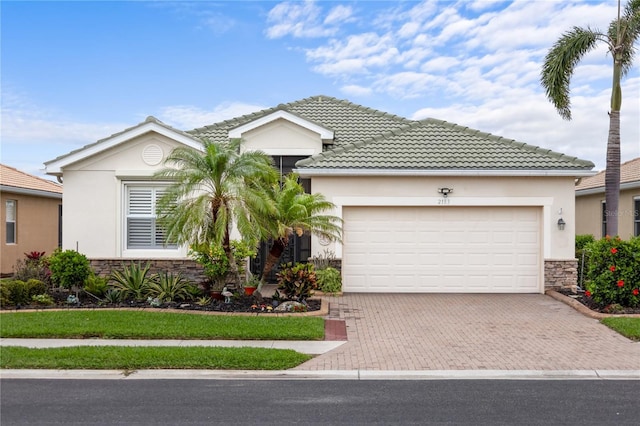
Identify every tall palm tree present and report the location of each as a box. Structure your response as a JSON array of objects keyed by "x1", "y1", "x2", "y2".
[
  {"x1": 155, "y1": 139, "x2": 277, "y2": 285},
  {"x1": 255, "y1": 173, "x2": 342, "y2": 295},
  {"x1": 541, "y1": 0, "x2": 640, "y2": 236}
]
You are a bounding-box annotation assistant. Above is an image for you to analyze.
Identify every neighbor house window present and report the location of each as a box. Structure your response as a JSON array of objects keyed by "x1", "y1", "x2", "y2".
[
  {"x1": 5, "y1": 200, "x2": 16, "y2": 244},
  {"x1": 601, "y1": 201, "x2": 607, "y2": 237},
  {"x1": 125, "y1": 185, "x2": 176, "y2": 249},
  {"x1": 634, "y1": 197, "x2": 640, "y2": 237}
]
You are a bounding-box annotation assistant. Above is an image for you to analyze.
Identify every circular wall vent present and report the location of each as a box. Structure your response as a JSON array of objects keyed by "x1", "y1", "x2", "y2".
[{"x1": 142, "y1": 144, "x2": 163, "y2": 166}]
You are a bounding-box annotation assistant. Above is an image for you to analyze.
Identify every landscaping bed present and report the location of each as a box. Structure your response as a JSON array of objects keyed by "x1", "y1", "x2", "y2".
[
  {"x1": 2, "y1": 289, "x2": 322, "y2": 314},
  {"x1": 556, "y1": 288, "x2": 640, "y2": 315}
]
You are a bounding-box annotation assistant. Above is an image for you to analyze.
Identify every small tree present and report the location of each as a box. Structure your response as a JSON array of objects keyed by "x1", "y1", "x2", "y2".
[{"x1": 48, "y1": 249, "x2": 91, "y2": 290}]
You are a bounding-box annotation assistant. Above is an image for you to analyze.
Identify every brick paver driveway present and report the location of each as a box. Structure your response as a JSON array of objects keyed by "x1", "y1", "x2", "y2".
[{"x1": 297, "y1": 294, "x2": 640, "y2": 371}]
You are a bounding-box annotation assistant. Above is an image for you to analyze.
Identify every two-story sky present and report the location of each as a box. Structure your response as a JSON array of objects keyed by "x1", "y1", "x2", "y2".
[{"x1": 2, "y1": 0, "x2": 638, "y2": 179}]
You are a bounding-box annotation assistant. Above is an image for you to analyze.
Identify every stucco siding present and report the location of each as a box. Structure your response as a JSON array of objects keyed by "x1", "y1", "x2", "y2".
[
  {"x1": 1, "y1": 192, "x2": 61, "y2": 275},
  {"x1": 240, "y1": 119, "x2": 323, "y2": 155},
  {"x1": 576, "y1": 188, "x2": 640, "y2": 239}
]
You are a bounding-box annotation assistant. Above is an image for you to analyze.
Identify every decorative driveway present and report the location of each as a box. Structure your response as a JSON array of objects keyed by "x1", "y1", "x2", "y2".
[{"x1": 296, "y1": 294, "x2": 640, "y2": 371}]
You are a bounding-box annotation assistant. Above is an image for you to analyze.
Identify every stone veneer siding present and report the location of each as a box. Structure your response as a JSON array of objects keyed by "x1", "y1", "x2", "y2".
[
  {"x1": 90, "y1": 259, "x2": 207, "y2": 284},
  {"x1": 544, "y1": 259, "x2": 578, "y2": 290}
]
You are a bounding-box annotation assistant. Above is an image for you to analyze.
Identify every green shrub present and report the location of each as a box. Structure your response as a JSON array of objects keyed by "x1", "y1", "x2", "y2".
[
  {"x1": 277, "y1": 262, "x2": 317, "y2": 301},
  {"x1": 0, "y1": 282, "x2": 10, "y2": 307},
  {"x1": 147, "y1": 272, "x2": 192, "y2": 302},
  {"x1": 189, "y1": 240, "x2": 257, "y2": 289},
  {"x1": 316, "y1": 266, "x2": 342, "y2": 294},
  {"x1": 576, "y1": 234, "x2": 596, "y2": 286},
  {"x1": 31, "y1": 294, "x2": 54, "y2": 306},
  {"x1": 584, "y1": 236, "x2": 640, "y2": 307},
  {"x1": 2, "y1": 280, "x2": 29, "y2": 306},
  {"x1": 84, "y1": 273, "x2": 109, "y2": 298},
  {"x1": 25, "y1": 279, "x2": 47, "y2": 297},
  {"x1": 110, "y1": 262, "x2": 154, "y2": 301},
  {"x1": 48, "y1": 249, "x2": 91, "y2": 289}
]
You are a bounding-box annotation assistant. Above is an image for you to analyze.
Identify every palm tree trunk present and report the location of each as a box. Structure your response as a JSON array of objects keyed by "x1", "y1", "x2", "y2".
[
  {"x1": 605, "y1": 110, "x2": 621, "y2": 236},
  {"x1": 256, "y1": 237, "x2": 288, "y2": 293},
  {"x1": 605, "y1": 55, "x2": 623, "y2": 237}
]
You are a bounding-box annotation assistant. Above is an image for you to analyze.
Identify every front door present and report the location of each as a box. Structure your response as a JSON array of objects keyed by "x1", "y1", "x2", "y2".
[{"x1": 250, "y1": 155, "x2": 311, "y2": 283}]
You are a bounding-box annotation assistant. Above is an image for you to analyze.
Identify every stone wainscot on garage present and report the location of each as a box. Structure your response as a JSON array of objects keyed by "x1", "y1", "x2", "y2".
[{"x1": 44, "y1": 95, "x2": 595, "y2": 294}]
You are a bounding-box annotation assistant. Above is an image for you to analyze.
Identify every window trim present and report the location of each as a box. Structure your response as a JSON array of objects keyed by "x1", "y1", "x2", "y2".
[
  {"x1": 634, "y1": 196, "x2": 640, "y2": 237},
  {"x1": 5, "y1": 199, "x2": 16, "y2": 244},
  {"x1": 122, "y1": 182, "x2": 179, "y2": 255}
]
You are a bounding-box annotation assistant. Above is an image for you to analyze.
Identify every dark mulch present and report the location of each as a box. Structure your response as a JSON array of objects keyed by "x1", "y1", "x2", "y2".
[
  {"x1": 556, "y1": 288, "x2": 640, "y2": 315},
  {"x1": 4, "y1": 290, "x2": 321, "y2": 314}
]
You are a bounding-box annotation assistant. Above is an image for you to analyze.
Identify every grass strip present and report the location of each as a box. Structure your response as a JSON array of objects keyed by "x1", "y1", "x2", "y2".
[
  {"x1": 601, "y1": 317, "x2": 640, "y2": 341},
  {"x1": 0, "y1": 346, "x2": 312, "y2": 370},
  {"x1": 0, "y1": 310, "x2": 324, "y2": 340}
]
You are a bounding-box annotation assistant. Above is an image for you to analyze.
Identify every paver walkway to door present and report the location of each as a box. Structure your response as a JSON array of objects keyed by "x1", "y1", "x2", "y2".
[{"x1": 296, "y1": 294, "x2": 640, "y2": 371}]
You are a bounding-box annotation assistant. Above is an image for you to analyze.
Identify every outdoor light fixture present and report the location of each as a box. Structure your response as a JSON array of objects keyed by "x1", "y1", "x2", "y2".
[
  {"x1": 557, "y1": 217, "x2": 566, "y2": 231},
  {"x1": 438, "y1": 187, "x2": 453, "y2": 198}
]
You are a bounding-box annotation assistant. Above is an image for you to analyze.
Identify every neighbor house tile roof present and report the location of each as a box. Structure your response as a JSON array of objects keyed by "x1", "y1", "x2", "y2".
[
  {"x1": 191, "y1": 95, "x2": 594, "y2": 171},
  {"x1": 575, "y1": 157, "x2": 640, "y2": 191},
  {"x1": 0, "y1": 164, "x2": 62, "y2": 194}
]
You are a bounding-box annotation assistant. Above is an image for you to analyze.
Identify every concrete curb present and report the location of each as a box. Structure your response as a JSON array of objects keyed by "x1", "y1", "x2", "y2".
[
  {"x1": 2, "y1": 369, "x2": 639, "y2": 381},
  {"x1": 546, "y1": 290, "x2": 640, "y2": 319}
]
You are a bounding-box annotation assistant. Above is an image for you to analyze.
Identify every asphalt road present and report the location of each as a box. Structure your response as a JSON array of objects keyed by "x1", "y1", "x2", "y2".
[{"x1": 1, "y1": 379, "x2": 638, "y2": 425}]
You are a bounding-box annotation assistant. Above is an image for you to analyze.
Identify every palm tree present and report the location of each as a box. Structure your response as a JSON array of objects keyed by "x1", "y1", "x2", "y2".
[
  {"x1": 255, "y1": 173, "x2": 342, "y2": 295},
  {"x1": 155, "y1": 139, "x2": 277, "y2": 285},
  {"x1": 541, "y1": 0, "x2": 640, "y2": 236}
]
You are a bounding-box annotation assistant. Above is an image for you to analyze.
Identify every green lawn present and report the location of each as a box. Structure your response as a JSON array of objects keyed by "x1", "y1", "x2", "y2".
[
  {"x1": 0, "y1": 346, "x2": 311, "y2": 370},
  {"x1": 0, "y1": 310, "x2": 322, "y2": 370},
  {"x1": 601, "y1": 317, "x2": 640, "y2": 341},
  {"x1": 0, "y1": 310, "x2": 324, "y2": 340}
]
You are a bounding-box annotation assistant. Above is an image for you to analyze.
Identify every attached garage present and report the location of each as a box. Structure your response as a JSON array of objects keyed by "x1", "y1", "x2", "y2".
[{"x1": 341, "y1": 206, "x2": 541, "y2": 293}]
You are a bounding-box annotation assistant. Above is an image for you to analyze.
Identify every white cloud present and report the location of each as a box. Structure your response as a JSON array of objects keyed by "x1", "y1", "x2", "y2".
[
  {"x1": 340, "y1": 84, "x2": 372, "y2": 97},
  {"x1": 266, "y1": 0, "x2": 341, "y2": 38},
  {"x1": 158, "y1": 102, "x2": 268, "y2": 130}
]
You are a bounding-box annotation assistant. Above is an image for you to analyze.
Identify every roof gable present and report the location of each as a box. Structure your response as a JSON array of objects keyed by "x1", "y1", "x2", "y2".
[
  {"x1": 45, "y1": 117, "x2": 203, "y2": 175},
  {"x1": 0, "y1": 164, "x2": 62, "y2": 197},
  {"x1": 228, "y1": 110, "x2": 334, "y2": 141}
]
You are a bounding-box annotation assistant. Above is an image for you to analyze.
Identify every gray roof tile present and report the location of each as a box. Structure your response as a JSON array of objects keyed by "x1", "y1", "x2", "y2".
[{"x1": 193, "y1": 95, "x2": 594, "y2": 171}]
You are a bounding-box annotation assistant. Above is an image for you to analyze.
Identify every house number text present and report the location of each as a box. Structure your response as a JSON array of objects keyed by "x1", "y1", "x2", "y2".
[{"x1": 437, "y1": 198, "x2": 451, "y2": 205}]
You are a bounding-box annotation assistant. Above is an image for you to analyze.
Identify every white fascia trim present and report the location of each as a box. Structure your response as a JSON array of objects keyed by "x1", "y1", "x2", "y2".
[
  {"x1": 0, "y1": 185, "x2": 62, "y2": 199},
  {"x1": 228, "y1": 110, "x2": 334, "y2": 140},
  {"x1": 296, "y1": 168, "x2": 597, "y2": 178},
  {"x1": 576, "y1": 181, "x2": 640, "y2": 196},
  {"x1": 330, "y1": 196, "x2": 554, "y2": 259},
  {"x1": 251, "y1": 148, "x2": 316, "y2": 156},
  {"x1": 45, "y1": 122, "x2": 203, "y2": 175}
]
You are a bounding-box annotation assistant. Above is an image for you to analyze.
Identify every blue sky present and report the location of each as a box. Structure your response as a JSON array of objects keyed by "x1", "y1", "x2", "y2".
[{"x1": 2, "y1": 0, "x2": 639, "y2": 179}]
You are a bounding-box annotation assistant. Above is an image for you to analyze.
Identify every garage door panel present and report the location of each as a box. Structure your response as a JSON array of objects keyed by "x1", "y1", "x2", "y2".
[{"x1": 342, "y1": 206, "x2": 541, "y2": 293}]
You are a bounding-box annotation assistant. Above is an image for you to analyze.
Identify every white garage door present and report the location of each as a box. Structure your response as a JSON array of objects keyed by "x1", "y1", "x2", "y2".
[{"x1": 342, "y1": 206, "x2": 541, "y2": 293}]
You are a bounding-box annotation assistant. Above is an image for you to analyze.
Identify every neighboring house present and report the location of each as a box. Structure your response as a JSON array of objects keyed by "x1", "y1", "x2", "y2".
[
  {"x1": 575, "y1": 157, "x2": 640, "y2": 239},
  {"x1": 0, "y1": 164, "x2": 63, "y2": 276},
  {"x1": 45, "y1": 95, "x2": 595, "y2": 293}
]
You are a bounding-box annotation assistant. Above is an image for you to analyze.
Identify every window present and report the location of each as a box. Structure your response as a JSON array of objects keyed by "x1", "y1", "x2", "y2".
[
  {"x1": 125, "y1": 185, "x2": 176, "y2": 249},
  {"x1": 5, "y1": 200, "x2": 16, "y2": 244},
  {"x1": 634, "y1": 197, "x2": 640, "y2": 237},
  {"x1": 601, "y1": 201, "x2": 607, "y2": 237}
]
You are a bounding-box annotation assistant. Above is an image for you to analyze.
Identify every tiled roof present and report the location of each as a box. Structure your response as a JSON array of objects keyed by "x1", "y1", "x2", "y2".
[
  {"x1": 575, "y1": 157, "x2": 640, "y2": 191},
  {"x1": 191, "y1": 95, "x2": 594, "y2": 172},
  {"x1": 0, "y1": 164, "x2": 62, "y2": 194},
  {"x1": 190, "y1": 95, "x2": 413, "y2": 148}
]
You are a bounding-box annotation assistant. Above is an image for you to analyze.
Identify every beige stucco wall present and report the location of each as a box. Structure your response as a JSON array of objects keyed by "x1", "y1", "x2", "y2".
[
  {"x1": 60, "y1": 133, "x2": 188, "y2": 259},
  {"x1": 1, "y1": 191, "x2": 61, "y2": 276},
  {"x1": 240, "y1": 119, "x2": 323, "y2": 155},
  {"x1": 310, "y1": 175, "x2": 577, "y2": 261},
  {"x1": 576, "y1": 187, "x2": 640, "y2": 239}
]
